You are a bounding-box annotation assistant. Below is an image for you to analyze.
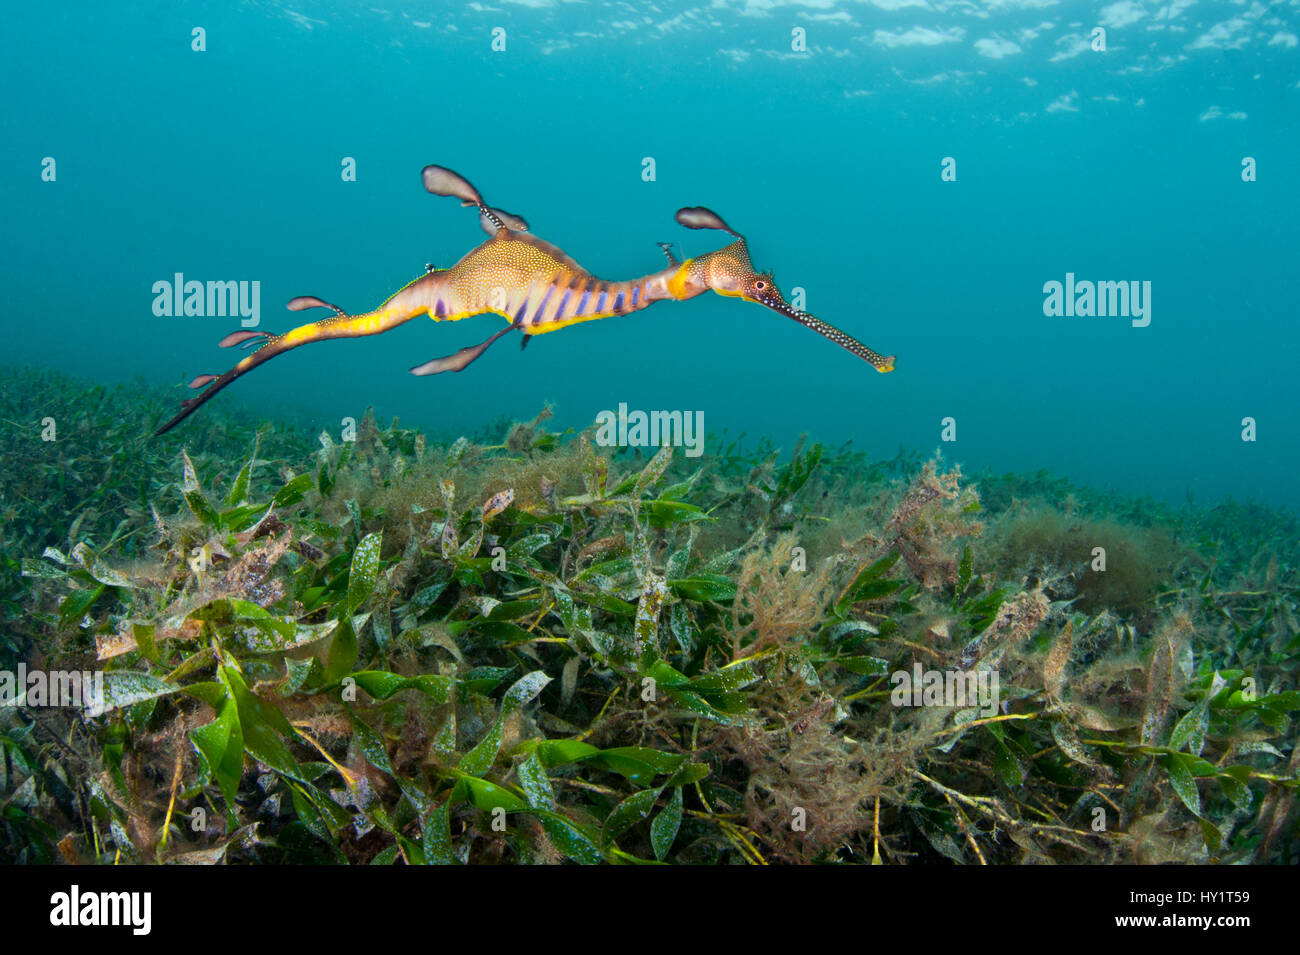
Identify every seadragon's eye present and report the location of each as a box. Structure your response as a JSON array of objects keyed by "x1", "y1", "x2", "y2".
[{"x1": 753, "y1": 280, "x2": 768, "y2": 292}]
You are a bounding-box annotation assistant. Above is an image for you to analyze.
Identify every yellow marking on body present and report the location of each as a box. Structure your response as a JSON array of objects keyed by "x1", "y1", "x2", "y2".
[
  {"x1": 528, "y1": 309, "x2": 633, "y2": 335},
  {"x1": 359, "y1": 309, "x2": 398, "y2": 333},
  {"x1": 432, "y1": 307, "x2": 512, "y2": 324},
  {"x1": 281, "y1": 324, "x2": 317, "y2": 346},
  {"x1": 667, "y1": 260, "x2": 696, "y2": 300}
]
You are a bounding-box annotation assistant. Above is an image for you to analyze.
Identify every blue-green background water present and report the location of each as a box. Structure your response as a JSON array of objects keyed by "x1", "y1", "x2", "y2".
[{"x1": 3, "y1": 1, "x2": 1297, "y2": 506}]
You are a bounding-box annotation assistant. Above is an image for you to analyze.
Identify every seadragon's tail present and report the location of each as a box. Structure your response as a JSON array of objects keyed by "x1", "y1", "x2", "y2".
[{"x1": 153, "y1": 297, "x2": 420, "y2": 436}]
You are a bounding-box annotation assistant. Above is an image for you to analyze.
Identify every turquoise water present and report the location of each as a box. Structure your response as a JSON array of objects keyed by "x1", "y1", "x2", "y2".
[{"x1": 3, "y1": 1, "x2": 1297, "y2": 505}]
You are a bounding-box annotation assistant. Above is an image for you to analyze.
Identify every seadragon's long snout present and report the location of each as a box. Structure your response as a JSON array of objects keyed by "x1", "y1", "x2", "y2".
[{"x1": 754, "y1": 291, "x2": 895, "y2": 373}]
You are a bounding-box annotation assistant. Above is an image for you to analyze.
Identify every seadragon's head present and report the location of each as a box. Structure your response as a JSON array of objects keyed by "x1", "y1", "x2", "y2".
[{"x1": 668, "y1": 206, "x2": 895, "y2": 373}]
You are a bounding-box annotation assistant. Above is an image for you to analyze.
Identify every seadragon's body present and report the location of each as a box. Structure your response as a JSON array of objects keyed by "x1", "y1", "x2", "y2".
[
  {"x1": 385, "y1": 230, "x2": 682, "y2": 340},
  {"x1": 155, "y1": 165, "x2": 893, "y2": 435}
]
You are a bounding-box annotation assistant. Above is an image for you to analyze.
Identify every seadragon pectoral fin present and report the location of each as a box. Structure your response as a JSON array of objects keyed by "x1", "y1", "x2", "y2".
[{"x1": 409, "y1": 324, "x2": 518, "y2": 376}]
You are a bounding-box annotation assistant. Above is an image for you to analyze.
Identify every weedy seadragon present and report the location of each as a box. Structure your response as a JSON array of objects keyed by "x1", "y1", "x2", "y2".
[{"x1": 155, "y1": 165, "x2": 894, "y2": 435}]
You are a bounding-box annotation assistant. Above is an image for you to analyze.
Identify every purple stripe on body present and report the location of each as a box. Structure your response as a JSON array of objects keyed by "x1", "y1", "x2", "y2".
[{"x1": 531, "y1": 286, "x2": 553, "y2": 325}]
